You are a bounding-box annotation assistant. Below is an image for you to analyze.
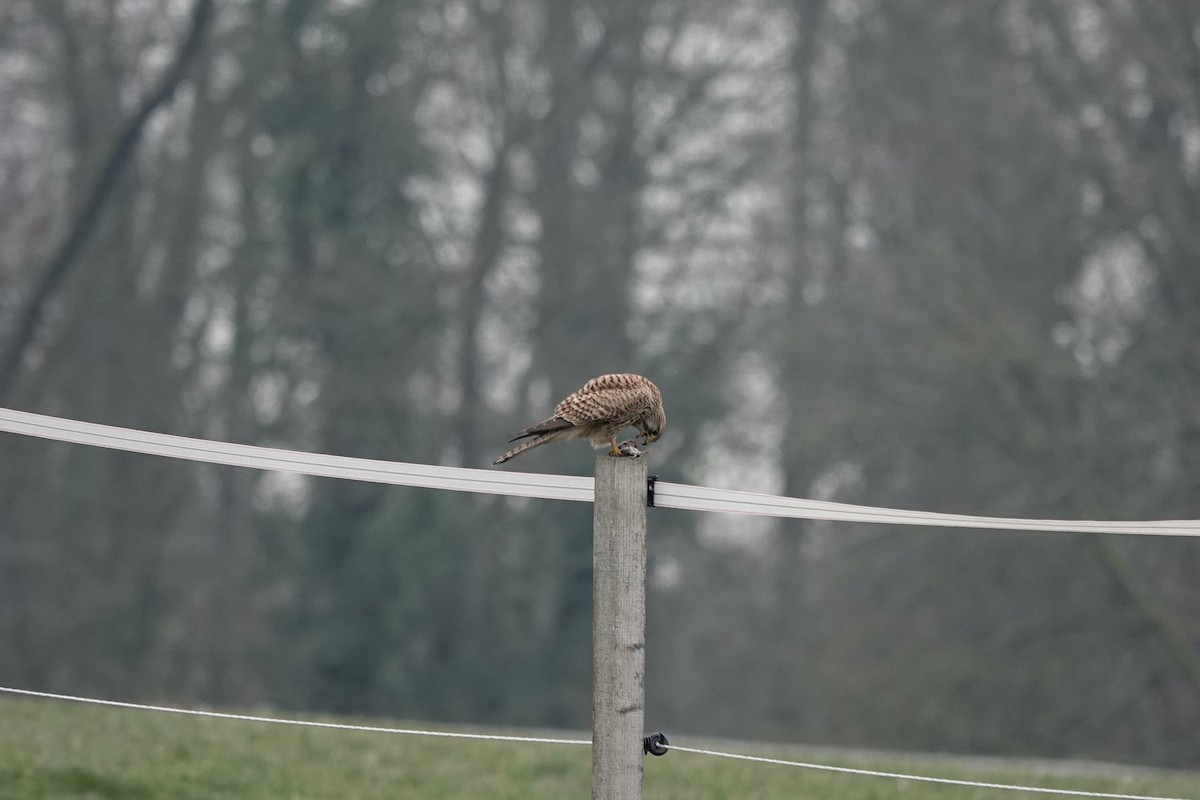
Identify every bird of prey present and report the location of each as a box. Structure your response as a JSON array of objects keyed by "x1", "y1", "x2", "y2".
[{"x1": 493, "y1": 373, "x2": 666, "y2": 465}]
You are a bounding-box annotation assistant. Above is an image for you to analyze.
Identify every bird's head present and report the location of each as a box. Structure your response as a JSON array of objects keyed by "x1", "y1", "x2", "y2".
[{"x1": 640, "y1": 408, "x2": 666, "y2": 444}]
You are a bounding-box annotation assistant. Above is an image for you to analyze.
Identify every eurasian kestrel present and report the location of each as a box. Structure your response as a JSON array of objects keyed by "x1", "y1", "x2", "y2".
[{"x1": 492, "y1": 373, "x2": 666, "y2": 465}]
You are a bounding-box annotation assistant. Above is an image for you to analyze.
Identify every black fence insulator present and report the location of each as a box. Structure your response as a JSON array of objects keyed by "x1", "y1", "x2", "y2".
[
  {"x1": 643, "y1": 731, "x2": 669, "y2": 756},
  {"x1": 647, "y1": 475, "x2": 659, "y2": 508}
]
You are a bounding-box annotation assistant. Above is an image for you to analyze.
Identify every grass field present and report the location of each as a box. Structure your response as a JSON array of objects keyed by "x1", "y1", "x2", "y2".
[{"x1": 1, "y1": 696, "x2": 1198, "y2": 800}]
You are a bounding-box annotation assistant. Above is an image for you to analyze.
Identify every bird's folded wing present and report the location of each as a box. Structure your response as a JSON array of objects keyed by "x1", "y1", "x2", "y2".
[{"x1": 508, "y1": 416, "x2": 575, "y2": 442}]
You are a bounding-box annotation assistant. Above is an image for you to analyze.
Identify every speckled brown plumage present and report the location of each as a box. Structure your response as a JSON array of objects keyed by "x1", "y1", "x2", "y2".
[{"x1": 492, "y1": 373, "x2": 666, "y2": 465}]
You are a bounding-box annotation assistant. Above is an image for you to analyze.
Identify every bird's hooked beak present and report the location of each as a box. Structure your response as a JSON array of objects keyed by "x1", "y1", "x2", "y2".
[{"x1": 640, "y1": 431, "x2": 660, "y2": 445}]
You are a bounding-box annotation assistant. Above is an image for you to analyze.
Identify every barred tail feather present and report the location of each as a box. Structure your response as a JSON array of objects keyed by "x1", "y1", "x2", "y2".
[{"x1": 493, "y1": 432, "x2": 556, "y2": 465}]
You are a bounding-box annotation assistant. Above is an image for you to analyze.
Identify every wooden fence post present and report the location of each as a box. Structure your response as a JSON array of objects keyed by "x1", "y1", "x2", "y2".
[{"x1": 592, "y1": 455, "x2": 648, "y2": 800}]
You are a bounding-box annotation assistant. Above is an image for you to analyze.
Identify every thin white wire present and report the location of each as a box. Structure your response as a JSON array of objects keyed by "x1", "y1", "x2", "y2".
[
  {"x1": 0, "y1": 686, "x2": 589, "y2": 747},
  {"x1": 661, "y1": 743, "x2": 1191, "y2": 800},
  {"x1": 0, "y1": 687, "x2": 1189, "y2": 800},
  {"x1": 2, "y1": 406, "x2": 1198, "y2": 536}
]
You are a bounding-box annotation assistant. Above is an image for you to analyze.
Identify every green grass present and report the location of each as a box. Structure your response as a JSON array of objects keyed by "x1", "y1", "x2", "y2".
[{"x1": 1, "y1": 696, "x2": 1198, "y2": 799}]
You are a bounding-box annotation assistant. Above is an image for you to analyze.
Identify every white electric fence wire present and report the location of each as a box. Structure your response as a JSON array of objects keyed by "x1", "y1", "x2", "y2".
[
  {"x1": 650, "y1": 482, "x2": 1200, "y2": 536},
  {"x1": 2, "y1": 407, "x2": 1198, "y2": 536},
  {"x1": 661, "y1": 744, "x2": 1190, "y2": 800},
  {"x1": 0, "y1": 688, "x2": 1188, "y2": 800},
  {"x1": 0, "y1": 407, "x2": 593, "y2": 504},
  {"x1": 0, "y1": 687, "x2": 590, "y2": 747}
]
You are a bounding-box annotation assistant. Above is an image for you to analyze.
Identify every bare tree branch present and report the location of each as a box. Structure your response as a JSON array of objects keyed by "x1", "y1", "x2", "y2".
[{"x1": 0, "y1": 0, "x2": 215, "y2": 401}]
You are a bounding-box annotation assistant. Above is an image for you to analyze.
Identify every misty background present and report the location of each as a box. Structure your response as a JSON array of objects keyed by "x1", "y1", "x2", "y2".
[{"x1": 2, "y1": 0, "x2": 1200, "y2": 768}]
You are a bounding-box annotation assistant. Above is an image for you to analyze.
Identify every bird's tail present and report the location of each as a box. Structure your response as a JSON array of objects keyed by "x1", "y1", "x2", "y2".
[{"x1": 493, "y1": 433, "x2": 556, "y2": 465}]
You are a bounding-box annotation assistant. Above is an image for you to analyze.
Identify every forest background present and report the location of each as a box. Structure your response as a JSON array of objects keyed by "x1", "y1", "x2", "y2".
[{"x1": 3, "y1": 0, "x2": 1200, "y2": 767}]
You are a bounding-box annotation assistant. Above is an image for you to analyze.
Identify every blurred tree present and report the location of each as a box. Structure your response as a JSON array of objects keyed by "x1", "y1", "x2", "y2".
[
  {"x1": 759, "y1": 0, "x2": 1200, "y2": 764},
  {"x1": 1, "y1": 0, "x2": 1199, "y2": 768}
]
